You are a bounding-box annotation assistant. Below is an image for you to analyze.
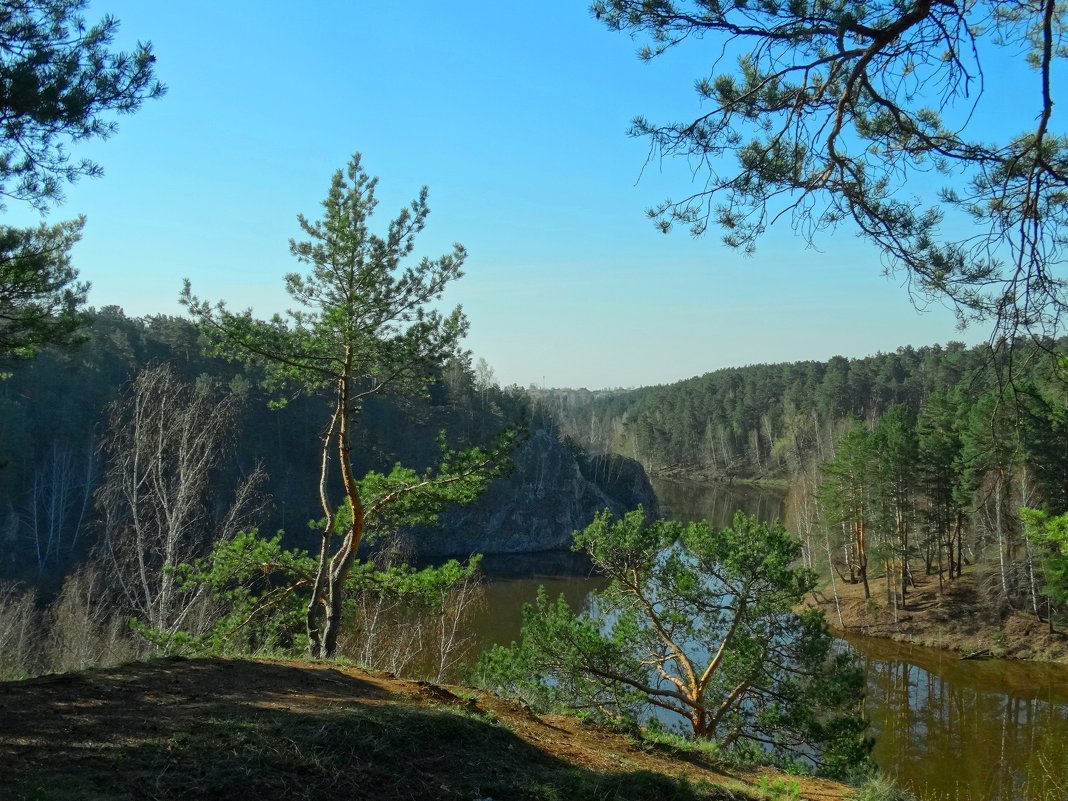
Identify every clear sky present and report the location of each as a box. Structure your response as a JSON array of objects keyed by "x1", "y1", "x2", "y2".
[{"x1": 9, "y1": 0, "x2": 1010, "y2": 389}]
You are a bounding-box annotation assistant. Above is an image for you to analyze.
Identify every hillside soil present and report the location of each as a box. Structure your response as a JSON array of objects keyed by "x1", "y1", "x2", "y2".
[
  {"x1": 0, "y1": 657, "x2": 857, "y2": 801},
  {"x1": 811, "y1": 566, "x2": 1068, "y2": 662}
]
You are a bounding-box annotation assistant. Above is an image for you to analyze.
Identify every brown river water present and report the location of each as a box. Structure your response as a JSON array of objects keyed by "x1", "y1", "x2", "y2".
[{"x1": 463, "y1": 478, "x2": 1068, "y2": 800}]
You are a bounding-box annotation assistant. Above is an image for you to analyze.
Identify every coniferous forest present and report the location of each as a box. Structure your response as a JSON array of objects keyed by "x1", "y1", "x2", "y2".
[
  {"x1": 552, "y1": 342, "x2": 1068, "y2": 634},
  {"x1": 7, "y1": 324, "x2": 1068, "y2": 664}
]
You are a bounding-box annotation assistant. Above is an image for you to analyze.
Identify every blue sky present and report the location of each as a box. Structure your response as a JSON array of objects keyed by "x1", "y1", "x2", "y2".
[{"x1": 9, "y1": 0, "x2": 1012, "y2": 389}]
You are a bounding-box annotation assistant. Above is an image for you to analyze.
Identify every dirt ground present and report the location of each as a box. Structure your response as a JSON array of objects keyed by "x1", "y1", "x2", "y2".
[
  {"x1": 0, "y1": 657, "x2": 856, "y2": 801},
  {"x1": 810, "y1": 565, "x2": 1068, "y2": 662}
]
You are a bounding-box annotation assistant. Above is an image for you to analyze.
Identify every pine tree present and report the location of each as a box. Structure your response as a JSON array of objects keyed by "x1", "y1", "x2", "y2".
[
  {"x1": 1021, "y1": 509, "x2": 1068, "y2": 633},
  {"x1": 183, "y1": 154, "x2": 500, "y2": 658},
  {"x1": 872, "y1": 404, "x2": 918, "y2": 610},
  {"x1": 821, "y1": 422, "x2": 876, "y2": 599},
  {"x1": 0, "y1": 1, "x2": 163, "y2": 362},
  {"x1": 916, "y1": 389, "x2": 966, "y2": 587}
]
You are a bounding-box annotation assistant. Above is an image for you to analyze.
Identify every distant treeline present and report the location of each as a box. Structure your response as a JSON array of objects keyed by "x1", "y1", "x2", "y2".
[
  {"x1": 553, "y1": 342, "x2": 1067, "y2": 479},
  {"x1": 0, "y1": 307, "x2": 532, "y2": 587},
  {"x1": 553, "y1": 341, "x2": 1068, "y2": 626}
]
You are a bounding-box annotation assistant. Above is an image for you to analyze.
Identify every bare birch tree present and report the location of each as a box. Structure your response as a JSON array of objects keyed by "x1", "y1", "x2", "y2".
[
  {"x1": 96, "y1": 365, "x2": 264, "y2": 637},
  {"x1": 23, "y1": 439, "x2": 96, "y2": 573}
]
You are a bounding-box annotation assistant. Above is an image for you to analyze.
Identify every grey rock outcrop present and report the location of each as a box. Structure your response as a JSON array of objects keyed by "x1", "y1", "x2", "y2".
[{"x1": 405, "y1": 429, "x2": 658, "y2": 557}]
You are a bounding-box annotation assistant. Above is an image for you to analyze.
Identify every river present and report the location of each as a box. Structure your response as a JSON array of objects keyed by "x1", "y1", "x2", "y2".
[{"x1": 468, "y1": 478, "x2": 1068, "y2": 801}]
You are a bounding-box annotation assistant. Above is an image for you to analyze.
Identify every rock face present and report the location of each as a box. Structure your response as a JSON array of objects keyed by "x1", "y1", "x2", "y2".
[{"x1": 406, "y1": 429, "x2": 659, "y2": 557}]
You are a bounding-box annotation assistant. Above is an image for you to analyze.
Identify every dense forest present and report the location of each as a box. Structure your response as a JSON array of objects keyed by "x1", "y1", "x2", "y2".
[
  {"x1": 0, "y1": 306, "x2": 531, "y2": 588},
  {"x1": 0, "y1": 304, "x2": 559, "y2": 681},
  {"x1": 553, "y1": 342, "x2": 1068, "y2": 630},
  {"x1": 553, "y1": 342, "x2": 1029, "y2": 477},
  {"x1": 8, "y1": 322, "x2": 1068, "y2": 633}
]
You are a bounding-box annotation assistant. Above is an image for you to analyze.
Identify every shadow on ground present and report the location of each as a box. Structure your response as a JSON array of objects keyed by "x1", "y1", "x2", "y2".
[{"x1": 0, "y1": 657, "x2": 747, "y2": 801}]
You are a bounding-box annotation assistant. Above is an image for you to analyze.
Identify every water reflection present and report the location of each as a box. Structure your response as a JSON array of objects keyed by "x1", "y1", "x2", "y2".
[
  {"x1": 470, "y1": 481, "x2": 784, "y2": 654},
  {"x1": 466, "y1": 479, "x2": 1068, "y2": 801},
  {"x1": 656, "y1": 480, "x2": 1068, "y2": 801},
  {"x1": 651, "y1": 477, "x2": 785, "y2": 529},
  {"x1": 846, "y1": 635, "x2": 1068, "y2": 801},
  {"x1": 473, "y1": 552, "x2": 607, "y2": 652}
]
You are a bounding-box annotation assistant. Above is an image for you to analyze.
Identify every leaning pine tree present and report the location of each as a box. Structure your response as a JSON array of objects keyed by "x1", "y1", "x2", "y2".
[
  {"x1": 183, "y1": 154, "x2": 501, "y2": 658},
  {"x1": 476, "y1": 510, "x2": 871, "y2": 777}
]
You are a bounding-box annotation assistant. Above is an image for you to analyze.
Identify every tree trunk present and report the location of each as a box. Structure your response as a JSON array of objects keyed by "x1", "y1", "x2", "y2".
[
  {"x1": 937, "y1": 533, "x2": 945, "y2": 596},
  {"x1": 309, "y1": 358, "x2": 366, "y2": 660},
  {"x1": 995, "y1": 471, "x2": 1010, "y2": 600},
  {"x1": 306, "y1": 398, "x2": 342, "y2": 658},
  {"x1": 306, "y1": 530, "x2": 331, "y2": 659},
  {"x1": 898, "y1": 502, "x2": 909, "y2": 607},
  {"x1": 826, "y1": 532, "x2": 845, "y2": 629},
  {"x1": 856, "y1": 516, "x2": 870, "y2": 600},
  {"x1": 961, "y1": 514, "x2": 969, "y2": 576}
]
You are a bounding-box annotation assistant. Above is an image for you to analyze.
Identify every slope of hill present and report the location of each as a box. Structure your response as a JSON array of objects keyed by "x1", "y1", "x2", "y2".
[
  {"x1": 810, "y1": 566, "x2": 1068, "y2": 662},
  {"x1": 0, "y1": 657, "x2": 859, "y2": 801}
]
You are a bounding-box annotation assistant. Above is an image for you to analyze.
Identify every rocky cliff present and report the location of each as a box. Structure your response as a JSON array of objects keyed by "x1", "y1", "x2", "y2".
[{"x1": 404, "y1": 429, "x2": 659, "y2": 557}]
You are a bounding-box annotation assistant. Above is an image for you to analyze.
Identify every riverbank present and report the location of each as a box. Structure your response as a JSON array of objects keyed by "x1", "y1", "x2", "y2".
[
  {"x1": 0, "y1": 656, "x2": 861, "y2": 801},
  {"x1": 810, "y1": 566, "x2": 1068, "y2": 662}
]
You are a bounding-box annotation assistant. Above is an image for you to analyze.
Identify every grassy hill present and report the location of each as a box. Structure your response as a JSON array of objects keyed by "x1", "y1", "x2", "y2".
[{"x1": 0, "y1": 657, "x2": 861, "y2": 801}]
